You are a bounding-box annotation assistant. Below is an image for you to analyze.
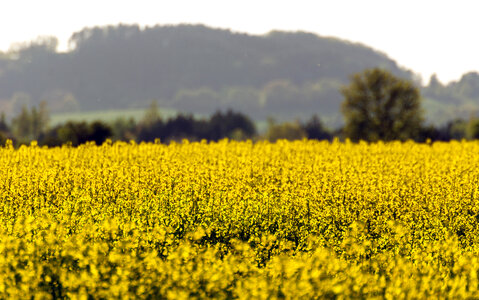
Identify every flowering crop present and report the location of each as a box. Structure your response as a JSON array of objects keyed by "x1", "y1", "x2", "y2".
[{"x1": 1, "y1": 139, "x2": 479, "y2": 298}]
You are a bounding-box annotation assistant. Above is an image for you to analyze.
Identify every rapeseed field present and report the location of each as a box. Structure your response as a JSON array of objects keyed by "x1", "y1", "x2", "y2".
[{"x1": 1, "y1": 139, "x2": 479, "y2": 298}]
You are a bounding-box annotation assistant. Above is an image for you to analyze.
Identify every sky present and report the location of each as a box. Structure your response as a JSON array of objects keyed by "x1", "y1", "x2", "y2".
[{"x1": 0, "y1": 0, "x2": 478, "y2": 85}]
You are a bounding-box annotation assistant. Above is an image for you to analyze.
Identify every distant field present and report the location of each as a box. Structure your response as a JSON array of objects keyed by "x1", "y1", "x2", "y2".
[
  {"x1": 49, "y1": 107, "x2": 180, "y2": 126},
  {"x1": 50, "y1": 108, "x2": 271, "y2": 133}
]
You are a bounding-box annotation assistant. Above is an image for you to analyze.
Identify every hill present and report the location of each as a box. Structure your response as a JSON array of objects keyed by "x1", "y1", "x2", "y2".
[
  {"x1": 2, "y1": 24, "x2": 472, "y2": 127},
  {"x1": 422, "y1": 72, "x2": 479, "y2": 124}
]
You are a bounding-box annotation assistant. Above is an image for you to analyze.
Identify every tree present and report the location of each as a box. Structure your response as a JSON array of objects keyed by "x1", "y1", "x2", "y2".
[
  {"x1": 50, "y1": 120, "x2": 112, "y2": 146},
  {"x1": 207, "y1": 110, "x2": 256, "y2": 141},
  {"x1": 89, "y1": 121, "x2": 113, "y2": 145},
  {"x1": 302, "y1": 114, "x2": 332, "y2": 141},
  {"x1": 0, "y1": 112, "x2": 9, "y2": 132},
  {"x1": 341, "y1": 68, "x2": 423, "y2": 142},
  {"x1": 31, "y1": 101, "x2": 49, "y2": 140},
  {"x1": 466, "y1": 118, "x2": 479, "y2": 140},
  {"x1": 10, "y1": 102, "x2": 49, "y2": 143},
  {"x1": 265, "y1": 119, "x2": 306, "y2": 142},
  {"x1": 141, "y1": 100, "x2": 162, "y2": 126},
  {"x1": 56, "y1": 121, "x2": 91, "y2": 146},
  {"x1": 111, "y1": 117, "x2": 136, "y2": 141},
  {"x1": 0, "y1": 112, "x2": 10, "y2": 146},
  {"x1": 11, "y1": 104, "x2": 32, "y2": 141}
]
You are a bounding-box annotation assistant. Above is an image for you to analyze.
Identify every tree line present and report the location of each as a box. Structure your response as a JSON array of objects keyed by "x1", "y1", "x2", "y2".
[
  {"x1": 0, "y1": 101, "x2": 332, "y2": 147},
  {"x1": 1, "y1": 67, "x2": 478, "y2": 146}
]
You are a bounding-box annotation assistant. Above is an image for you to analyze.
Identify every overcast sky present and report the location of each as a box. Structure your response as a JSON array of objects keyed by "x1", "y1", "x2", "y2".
[{"x1": 1, "y1": 0, "x2": 478, "y2": 84}]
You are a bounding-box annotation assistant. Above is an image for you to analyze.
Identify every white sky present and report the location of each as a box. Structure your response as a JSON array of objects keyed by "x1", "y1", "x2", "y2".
[{"x1": 0, "y1": 0, "x2": 478, "y2": 85}]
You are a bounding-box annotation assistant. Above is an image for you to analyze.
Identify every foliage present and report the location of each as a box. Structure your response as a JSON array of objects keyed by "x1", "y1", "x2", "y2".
[
  {"x1": 4, "y1": 99, "x2": 479, "y2": 147},
  {"x1": 467, "y1": 118, "x2": 479, "y2": 140},
  {"x1": 136, "y1": 110, "x2": 257, "y2": 143},
  {"x1": 140, "y1": 100, "x2": 162, "y2": 127},
  {"x1": 341, "y1": 68, "x2": 423, "y2": 142},
  {"x1": 2, "y1": 140, "x2": 479, "y2": 297},
  {"x1": 41, "y1": 120, "x2": 112, "y2": 146},
  {"x1": 0, "y1": 112, "x2": 8, "y2": 132},
  {"x1": 11, "y1": 105, "x2": 32, "y2": 140},
  {"x1": 207, "y1": 110, "x2": 256, "y2": 141},
  {"x1": 302, "y1": 114, "x2": 332, "y2": 141},
  {"x1": 5, "y1": 103, "x2": 257, "y2": 146},
  {"x1": 10, "y1": 101, "x2": 49, "y2": 143},
  {"x1": 110, "y1": 117, "x2": 137, "y2": 141},
  {"x1": 171, "y1": 79, "x2": 345, "y2": 125},
  {"x1": 264, "y1": 119, "x2": 307, "y2": 142}
]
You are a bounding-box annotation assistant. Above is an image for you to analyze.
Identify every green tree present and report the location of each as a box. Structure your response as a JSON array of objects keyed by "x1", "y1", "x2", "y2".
[
  {"x1": 207, "y1": 110, "x2": 256, "y2": 141},
  {"x1": 265, "y1": 118, "x2": 306, "y2": 142},
  {"x1": 0, "y1": 112, "x2": 9, "y2": 132},
  {"x1": 11, "y1": 104, "x2": 32, "y2": 141},
  {"x1": 57, "y1": 121, "x2": 88, "y2": 146},
  {"x1": 341, "y1": 68, "x2": 423, "y2": 142},
  {"x1": 141, "y1": 100, "x2": 162, "y2": 126},
  {"x1": 111, "y1": 117, "x2": 136, "y2": 141},
  {"x1": 466, "y1": 118, "x2": 479, "y2": 140},
  {"x1": 31, "y1": 101, "x2": 49, "y2": 140},
  {"x1": 11, "y1": 101, "x2": 49, "y2": 143}
]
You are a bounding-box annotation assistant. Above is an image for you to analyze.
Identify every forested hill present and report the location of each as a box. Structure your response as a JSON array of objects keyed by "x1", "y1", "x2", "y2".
[{"x1": 0, "y1": 23, "x2": 465, "y2": 126}]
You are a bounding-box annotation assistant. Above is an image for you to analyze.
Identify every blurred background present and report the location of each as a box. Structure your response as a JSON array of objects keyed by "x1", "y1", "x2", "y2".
[{"x1": 0, "y1": 0, "x2": 478, "y2": 145}]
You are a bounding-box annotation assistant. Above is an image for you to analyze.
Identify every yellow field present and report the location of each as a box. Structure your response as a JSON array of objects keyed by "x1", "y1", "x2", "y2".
[{"x1": 1, "y1": 139, "x2": 479, "y2": 298}]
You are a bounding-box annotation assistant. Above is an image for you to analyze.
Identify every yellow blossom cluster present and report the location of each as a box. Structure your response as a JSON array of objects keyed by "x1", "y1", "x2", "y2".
[{"x1": 1, "y1": 139, "x2": 479, "y2": 298}]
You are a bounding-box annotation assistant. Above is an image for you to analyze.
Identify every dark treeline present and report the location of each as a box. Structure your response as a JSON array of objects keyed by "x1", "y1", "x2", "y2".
[
  {"x1": 134, "y1": 109, "x2": 257, "y2": 144},
  {"x1": 0, "y1": 99, "x2": 333, "y2": 146},
  {"x1": 1, "y1": 99, "x2": 479, "y2": 148},
  {"x1": 0, "y1": 101, "x2": 304, "y2": 146},
  {"x1": 41, "y1": 110, "x2": 257, "y2": 147}
]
